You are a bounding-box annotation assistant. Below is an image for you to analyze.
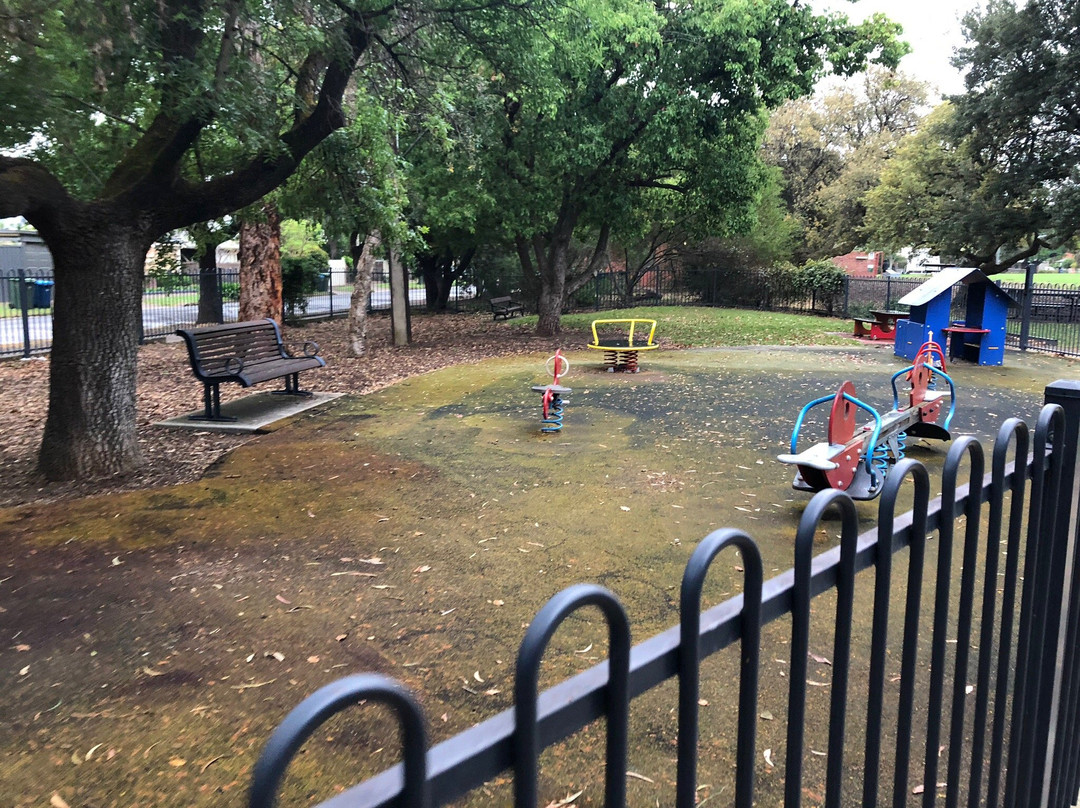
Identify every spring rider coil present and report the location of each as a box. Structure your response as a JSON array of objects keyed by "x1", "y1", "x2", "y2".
[{"x1": 531, "y1": 351, "x2": 571, "y2": 433}]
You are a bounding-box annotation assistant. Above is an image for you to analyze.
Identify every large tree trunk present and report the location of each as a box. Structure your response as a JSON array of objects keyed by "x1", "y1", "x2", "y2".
[
  {"x1": 39, "y1": 221, "x2": 149, "y2": 480},
  {"x1": 521, "y1": 228, "x2": 573, "y2": 337},
  {"x1": 196, "y1": 241, "x2": 224, "y2": 324},
  {"x1": 238, "y1": 205, "x2": 282, "y2": 324},
  {"x1": 347, "y1": 232, "x2": 378, "y2": 356},
  {"x1": 536, "y1": 263, "x2": 566, "y2": 337}
]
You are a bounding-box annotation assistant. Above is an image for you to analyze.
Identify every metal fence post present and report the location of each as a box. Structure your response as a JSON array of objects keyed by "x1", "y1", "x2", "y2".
[
  {"x1": 1027, "y1": 382, "x2": 1080, "y2": 808},
  {"x1": 1020, "y1": 264, "x2": 1035, "y2": 352},
  {"x1": 842, "y1": 277, "x2": 850, "y2": 319},
  {"x1": 17, "y1": 268, "x2": 31, "y2": 358}
]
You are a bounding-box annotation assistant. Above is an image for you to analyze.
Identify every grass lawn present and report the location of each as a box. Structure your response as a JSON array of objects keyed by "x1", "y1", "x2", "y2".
[
  {"x1": 0, "y1": 302, "x2": 50, "y2": 317},
  {"x1": 511, "y1": 305, "x2": 855, "y2": 347},
  {"x1": 900, "y1": 271, "x2": 1080, "y2": 286},
  {"x1": 992, "y1": 272, "x2": 1080, "y2": 285}
]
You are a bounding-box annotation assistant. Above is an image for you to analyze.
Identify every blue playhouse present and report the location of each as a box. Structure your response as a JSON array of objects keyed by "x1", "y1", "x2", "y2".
[{"x1": 894, "y1": 267, "x2": 1016, "y2": 366}]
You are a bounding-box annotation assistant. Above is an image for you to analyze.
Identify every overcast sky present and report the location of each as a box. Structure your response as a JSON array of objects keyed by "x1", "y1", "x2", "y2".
[{"x1": 820, "y1": 0, "x2": 981, "y2": 98}]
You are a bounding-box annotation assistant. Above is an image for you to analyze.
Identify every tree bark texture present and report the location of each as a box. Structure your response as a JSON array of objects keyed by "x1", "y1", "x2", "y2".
[
  {"x1": 523, "y1": 214, "x2": 609, "y2": 337},
  {"x1": 38, "y1": 219, "x2": 149, "y2": 480},
  {"x1": 347, "y1": 233, "x2": 378, "y2": 356},
  {"x1": 196, "y1": 241, "x2": 224, "y2": 324},
  {"x1": 238, "y1": 205, "x2": 282, "y2": 324}
]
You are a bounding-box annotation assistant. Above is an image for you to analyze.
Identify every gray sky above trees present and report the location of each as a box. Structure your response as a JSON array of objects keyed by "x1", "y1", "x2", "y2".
[{"x1": 821, "y1": 0, "x2": 973, "y2": 96}]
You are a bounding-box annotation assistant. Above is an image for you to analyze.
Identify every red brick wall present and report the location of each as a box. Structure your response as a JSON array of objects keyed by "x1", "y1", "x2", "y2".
[{"x1": 831, "y1": 251, "x2": 882, "y2": 277}]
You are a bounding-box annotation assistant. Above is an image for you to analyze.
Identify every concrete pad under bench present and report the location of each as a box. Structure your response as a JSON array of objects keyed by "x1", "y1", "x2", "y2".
[{"x1": 155, "y1": 392, "x2": 344, "y2": 434}]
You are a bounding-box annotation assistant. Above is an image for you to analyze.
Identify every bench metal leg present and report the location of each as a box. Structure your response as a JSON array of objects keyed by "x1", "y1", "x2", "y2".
[
  {"x1": 188, "y1": 383, "x2": 238, "y2": 422},
  {"x1": 271, "y1": 373, "x2": 314, "y2": 398}
]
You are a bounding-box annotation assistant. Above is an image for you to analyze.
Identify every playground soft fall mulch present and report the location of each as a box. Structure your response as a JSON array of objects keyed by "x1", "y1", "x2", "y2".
[
  {"x1": 0, "y1": 313, "x2": 577, "y2": 509},
  {"x1": 1, "y1": 317, "x2": 1076, "y2": 808}
]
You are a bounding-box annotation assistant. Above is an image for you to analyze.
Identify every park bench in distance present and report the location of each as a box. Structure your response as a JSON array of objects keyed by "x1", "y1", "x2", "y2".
[
  {"x1": 490, "y1": 296, "x2": 525, "y2": 320},
  {"x1": 175, "y1": 319, "x2": 325, "y2": 421}
]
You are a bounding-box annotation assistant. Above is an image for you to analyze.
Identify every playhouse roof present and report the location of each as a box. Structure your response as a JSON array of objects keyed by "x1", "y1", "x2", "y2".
[{"x1": 897, "y1": 266, "x2": 1017, "y2": 306}]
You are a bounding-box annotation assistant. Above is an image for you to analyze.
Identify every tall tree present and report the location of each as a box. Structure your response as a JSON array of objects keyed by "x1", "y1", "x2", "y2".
[
  {"x1": 866, "y1": 1, "x2": 1080, "y2": 273},
  {"x1": 948, "y1": 0, "x2": 1080, "y2": 268},
  {"x1": 450, "y1": 0, "x2": 904, "y2": 335},
  {"x1": 763, "y1": 68, "x2": 928, "y2": 261},
  {"x1": 0, "y1": 0, "x2": 478, "y2": 480},
  {"x1": 238, "y1": 203, "x2": 284, "y2": 323}
]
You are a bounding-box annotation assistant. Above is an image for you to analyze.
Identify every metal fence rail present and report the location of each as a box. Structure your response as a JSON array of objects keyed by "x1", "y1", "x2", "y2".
[
  {"x1": 6, "y1": 266, "x2": 1080, "y2": 361},
  {"x1": 250, "y1": 383, "x2": 1080, "y2": 808},
  {"x1": 0, "y1": 269, "x2": 476, "y2": 358}
]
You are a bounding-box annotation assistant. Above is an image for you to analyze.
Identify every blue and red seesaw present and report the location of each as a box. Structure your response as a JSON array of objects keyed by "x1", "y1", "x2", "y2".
[{"x1": 778, "y1": 338, "x2": 955, "y2": 500}]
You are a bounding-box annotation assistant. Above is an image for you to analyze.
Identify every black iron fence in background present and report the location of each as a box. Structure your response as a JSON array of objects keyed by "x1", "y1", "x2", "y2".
[
  {"x1": 580, "y1": 268, "x2": 1080, "y2": 358},
  {"x1": 0, "y1": 269, "x2": 476, "y2": 359},
  {"x1": 249, "y1": 384, "x2": 1080, "y2": 808},
  {"x1": 5, "y1": 266, "x2": 1080, "y2": 360}
]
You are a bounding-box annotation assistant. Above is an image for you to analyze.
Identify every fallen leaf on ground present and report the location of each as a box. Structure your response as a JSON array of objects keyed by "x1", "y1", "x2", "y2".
[
  {"x1": 50, "y1": 794, "x2": 70, "y2": 808},
  {"x1": 543, "y1": 788, "x2": 584, "y2": 807}
]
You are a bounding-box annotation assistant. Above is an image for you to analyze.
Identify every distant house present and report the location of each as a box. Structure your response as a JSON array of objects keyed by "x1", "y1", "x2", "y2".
[
  {"x1": 831, "y1": 250, "x2": 883, "y2": 277},
  {"x1": 216, "y1": 240, "x2": 240, "y2": 270}
]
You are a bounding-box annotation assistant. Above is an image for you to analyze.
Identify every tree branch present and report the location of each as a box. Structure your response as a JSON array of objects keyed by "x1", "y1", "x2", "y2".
[
  {"x1": 161, "y1": 14, "x2": 374, "y2": 229},
  {"x1": 0, "y1": 157, "x2": 81, "y2": 237}
]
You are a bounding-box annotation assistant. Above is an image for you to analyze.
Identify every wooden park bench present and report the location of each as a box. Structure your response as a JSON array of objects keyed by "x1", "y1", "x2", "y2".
[
  {"x1": 490, "y1": 296, "x2": 525, "y2": 320},
  {"x1": 175, "y1": 319, "x2": 326, "y2": 421}
]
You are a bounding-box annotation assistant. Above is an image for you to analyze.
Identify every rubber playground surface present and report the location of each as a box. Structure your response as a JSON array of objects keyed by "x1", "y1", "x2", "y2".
[{"x1": 0, "y1": 343, "x2": 1070, "y2": 807}]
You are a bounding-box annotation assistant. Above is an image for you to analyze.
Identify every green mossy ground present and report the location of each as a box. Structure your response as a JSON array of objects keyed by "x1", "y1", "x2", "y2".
[{"x1": 1, "y1": 345, "x2": 1070, "y2": 807}]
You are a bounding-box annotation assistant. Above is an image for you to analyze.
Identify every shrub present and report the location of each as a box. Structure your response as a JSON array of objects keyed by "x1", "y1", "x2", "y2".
[{"x1": 282, "y1": 247, "x2": 329, "y2": 319}]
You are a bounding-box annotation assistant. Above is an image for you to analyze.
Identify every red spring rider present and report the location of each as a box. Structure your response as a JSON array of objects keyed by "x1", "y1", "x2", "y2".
[{"x1": 531, "y1": 351, "x2": 571, "y2": 432}]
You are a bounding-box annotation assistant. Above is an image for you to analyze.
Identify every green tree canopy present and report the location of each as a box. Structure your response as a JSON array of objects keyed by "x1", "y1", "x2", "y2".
[
  {"x1": 0, "y1": 0, "x2": 526, "y2": 480},
  {"x1": 866, "y1": 0, "x2": 1080, "y2": 272},
  {"x1": 763, "y1": 68, "x2": 928, "y2": 261}
]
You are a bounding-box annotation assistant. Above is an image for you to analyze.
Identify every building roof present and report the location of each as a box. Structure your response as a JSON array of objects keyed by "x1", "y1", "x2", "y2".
[{"x1": 897, "y1": 266, "x2": 1017, "y2": 306}]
